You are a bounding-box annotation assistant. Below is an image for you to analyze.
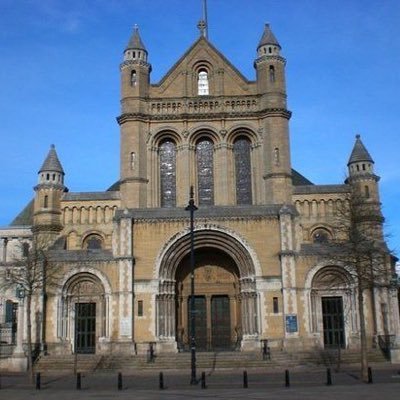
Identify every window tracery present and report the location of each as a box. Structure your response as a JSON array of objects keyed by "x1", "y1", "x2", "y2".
[
  {"x1": 234, "y1": 137, "x2": 252, "y2": 205},
  {"x1": 159, "y1": 139, "x2": 177, "y2": 207},
  {"x1": 196, "y1": 138, "x2": 214, "y2": 205}
]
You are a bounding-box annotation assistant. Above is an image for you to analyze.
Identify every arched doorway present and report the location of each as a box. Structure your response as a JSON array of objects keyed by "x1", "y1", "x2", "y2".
[
  {"x1": 175, "y1": 248, "x2": 240, "y2": 350},
  {"x1": 156, "y1": 228, "x2": 259, "y2": 351},
  {"x1": 310, "y1": 266, "x2": 355, "y2": 349},
  {"x1": 61, "y1": 273, "x2": 106, "y2": 354}
]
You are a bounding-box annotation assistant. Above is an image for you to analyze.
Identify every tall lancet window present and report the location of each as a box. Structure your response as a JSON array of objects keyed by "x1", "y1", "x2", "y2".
[
  {"x1": 234, "y1": 137, "x2": 252, "y2": 205},
  {"x1": 196, "y1": 138, "x2": 214, "y2": 205},
  {"x1": 198, "y1": 70, "x2": 209, "y2": 95},
  {"x1": 159, "y1": 139, "x2": 177, "y2": 207}
]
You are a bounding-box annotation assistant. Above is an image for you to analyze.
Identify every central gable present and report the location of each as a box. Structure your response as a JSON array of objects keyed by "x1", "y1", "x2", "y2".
[{"x1": 150, "y1": 37, "x2": 256, "y2": 98}]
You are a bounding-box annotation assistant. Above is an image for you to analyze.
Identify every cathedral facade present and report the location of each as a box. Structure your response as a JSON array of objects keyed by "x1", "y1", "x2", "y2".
[{"x1": 1, "y1": 23, "x2": 399, "y2": 366}]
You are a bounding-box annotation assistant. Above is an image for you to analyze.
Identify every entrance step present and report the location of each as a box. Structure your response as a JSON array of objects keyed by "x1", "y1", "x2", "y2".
[
  {"x1": 34, "y1": 348, "x2": 389, "y2": 373},
  {"x1": 35, "y1": 354, "x2": 103, "y2": 373}
]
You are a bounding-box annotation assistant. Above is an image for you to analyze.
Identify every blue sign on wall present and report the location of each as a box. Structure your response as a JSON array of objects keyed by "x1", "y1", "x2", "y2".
[{"x1": 285, "y1": 315, "x2": 298, "y2": 333}]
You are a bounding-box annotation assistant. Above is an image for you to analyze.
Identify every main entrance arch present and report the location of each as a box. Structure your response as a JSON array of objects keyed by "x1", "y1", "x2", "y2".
[{"x1": 156, "y1": 228, "x2": 259, "y2": 351}]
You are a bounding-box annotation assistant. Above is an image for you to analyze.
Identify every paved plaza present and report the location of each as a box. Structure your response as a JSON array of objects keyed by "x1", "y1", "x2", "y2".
[{"x1": 1, "y1": 365, "x2": 400, "y2": 399}]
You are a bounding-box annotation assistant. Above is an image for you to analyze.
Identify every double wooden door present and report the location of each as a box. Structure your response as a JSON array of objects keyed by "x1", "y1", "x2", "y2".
[
  {"x1": 189, "y1": 295, "x2": 231, "y2": 350},
  {"x1": 75, "y1": 303, "x2": 96, "y2": 354}
]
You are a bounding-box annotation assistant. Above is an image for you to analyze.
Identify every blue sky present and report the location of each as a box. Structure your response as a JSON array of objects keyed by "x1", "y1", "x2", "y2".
[{"x1": 0, "y1": 0, "x2": 399, "y2": 253}]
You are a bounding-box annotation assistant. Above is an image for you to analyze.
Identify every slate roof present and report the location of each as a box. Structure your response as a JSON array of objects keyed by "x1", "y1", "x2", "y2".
[
  {"x1": 291, "y1": 169, "x2": 313, "y2": 186},
  {"x1": 258, "y1": 23, "x2": 281, "y2": 49},
  {"x1": 126, "y1": 26, "x2": 146, "y2": 51},
  {"x1": 62, "y1": 192, "x2": 120, "y2": 201},
  {"x1": 39, "y1": 145, "x2": 64, "y2": 174},
  {"x1": 10, "y1": 199, "x2": 34, "y2": 226},
  {"x1": 347, "y1": 135, "x2": 374, "y2": 165}
]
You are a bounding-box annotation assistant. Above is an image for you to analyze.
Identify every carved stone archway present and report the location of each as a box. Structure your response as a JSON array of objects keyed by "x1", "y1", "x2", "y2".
[
  {"x1": 156, "y1": 229, "x2": 258, "y2": 351},
  {"x1": 58, "y1": 273, "x2": 107, "y2": 354}
]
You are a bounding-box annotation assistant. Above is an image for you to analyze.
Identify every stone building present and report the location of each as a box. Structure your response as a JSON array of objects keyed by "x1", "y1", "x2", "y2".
[{"x1": 1, "y1": 22, "x2": 399, "y2": 366}]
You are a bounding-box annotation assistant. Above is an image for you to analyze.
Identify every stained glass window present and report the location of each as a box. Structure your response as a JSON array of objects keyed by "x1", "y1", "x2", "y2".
[
  {"x1": 159, "y1": 139, "x2": 177, "y2": 207},
  {"x1": 234, "y1": 137, "x2": 252, "y2": 205},
  {"x1": 196, "y1": 139, "x2": 214, "y2": 205}
]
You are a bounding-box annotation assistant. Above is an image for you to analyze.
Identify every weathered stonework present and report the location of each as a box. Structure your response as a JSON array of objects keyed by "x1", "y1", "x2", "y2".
[{"x1": 0, "y1": 23, "x2": 399, "y2": 369}]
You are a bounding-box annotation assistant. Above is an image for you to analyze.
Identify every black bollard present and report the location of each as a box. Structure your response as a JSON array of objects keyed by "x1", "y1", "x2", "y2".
[
  {"x1": 201, "y1": 371, "x2": 206, "y2": 389},
  {"x1": 159, "y1": 372, "x2": 164, "y2": 390},
  {"x1": 36, "y1": 372, "x2": 41, "y2": 390},
  {"x1": 285, "y1": 369, "x2": 290, "y2": 387},
  {"x1": 326, "y1": 368, "x2": 332, "y2": 386},
  {"x1": 243, "y1": 370, "x2": 248, "y2": 388},
  {"x1": 118, "y1": 372, "x2": 122, "y2": 390},
  {"x1": 76, "y1": 372, "x2": 81, "y2": 390},
  {"x1": 368, "y1": 367, "x2": 373, "y2": 384}
]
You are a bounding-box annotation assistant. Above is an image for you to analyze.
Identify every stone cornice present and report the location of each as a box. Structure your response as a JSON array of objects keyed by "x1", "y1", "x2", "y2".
[
  {"x1": 345, "y1": 173, "x2": 380, "y2": 184},
  {"x1": 120, "y1": 177, "x2": 149, "y2": 184},
  {"x1": 254, "y1": 55, "x2": 286, "y2": 66},
  {"x1": 114, "y1": 205, "x2": 283, "y2": 223},
  {"x1": 263, "y1": 172, "x2": 292, "y2": 180},
  {"x1": 120, "y1": 59, "x2": 151, "y2": 71},
  {"x1": 34, "y1": 183, "x2": 65, "y2": 191},
  {"x1": 117, "y1": 108, "x2": 291, "y2": 124}
]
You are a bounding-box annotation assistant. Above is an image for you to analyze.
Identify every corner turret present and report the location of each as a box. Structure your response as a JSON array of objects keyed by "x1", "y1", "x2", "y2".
[
  {"x1": 118, "y1": 26, "x2": 151, "y2": 208},
  {"x1": 254, "y1": 24, "x2": 287, "y2": 108},
  {"x1": 254, "y1": 24, "x2": 292, "y2": 204},
  {"x1": 120, "y1": 25, "x2": 152, "y2": 104},
  {"x1": 33, "y1": 145, "x2": 66, "y2": 242},
  {"x1": 346, "y1": 135, "x2": 384, "y2": 239}
]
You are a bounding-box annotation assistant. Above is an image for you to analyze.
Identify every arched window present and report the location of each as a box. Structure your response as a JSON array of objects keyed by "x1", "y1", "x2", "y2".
[
  {"x1": 269, "y1": 65, "x2": 275, "y2": 82},
  {"x1": 131, "y1": 70, "x2": 137, "y2": 86},
  {"x1": 159, "y1": 139, "x2": 177, "y2": 207},
  {"x1": 83, "y1": 234, "x2": 103, "y2": 250},
  {"x1": 43, "y1": 195, "x2": 48, "y2": 208},
  {"x1": 364, "y1": 185, "x2": 370, "y2": 198},
  {"x1": 312, "y1": 228, "x2": 331, "y2": 244},
  {"x1": 198, "y1": 70, "x2": 209, "y2": 95},
  {"x1": 233, "y1": 137, "x2": 252, "y2": 205},
  {"x1": 22, "y1": 243, "x2": 30, "y2": 257},
  {"x1": 196, "y1": 138, "x2": 214, "y2": 205}
]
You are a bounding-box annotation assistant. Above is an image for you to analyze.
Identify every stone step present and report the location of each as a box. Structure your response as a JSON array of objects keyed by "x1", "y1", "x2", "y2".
[{"x1": 35, "y1": 349, "x2": 389, "y2": 373}]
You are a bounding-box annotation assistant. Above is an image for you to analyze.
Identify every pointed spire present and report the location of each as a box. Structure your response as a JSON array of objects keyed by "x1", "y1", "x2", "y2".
[
  {"x1": 258, "y1": 23, "x2": 281, "y2": 50},
  {"x1": 347, "y1": 134, "x2": 374, "y2": 165},
  {"x1": 126, "y1": 25, "x2": 147, "y2": 51},
  {"x1": 39, "y1": 144, "x2": 64, "y2": 174}
]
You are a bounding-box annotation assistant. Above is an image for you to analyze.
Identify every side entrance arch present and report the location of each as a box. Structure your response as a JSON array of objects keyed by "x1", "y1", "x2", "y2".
[
  {"x1": 310, "y1": 266, "x2": 356, "y2": 349},
  {"x1": 156, "y1": 228, "x2": 259, "y2": 351},
  {"x1": 60, "y1": 273, "x2": 107, "y2": 354}
]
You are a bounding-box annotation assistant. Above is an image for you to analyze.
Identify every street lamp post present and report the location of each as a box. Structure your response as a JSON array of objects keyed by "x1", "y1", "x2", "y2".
[{"x1": 185, "y1": 186, "x2": 198, "y2": 385}]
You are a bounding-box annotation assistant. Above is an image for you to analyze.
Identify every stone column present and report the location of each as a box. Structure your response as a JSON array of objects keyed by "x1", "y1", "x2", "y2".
[
  {"x1": 176, "y1": 143, "x2": 191, "y2": 206},
  {"x1": 214, "y1": 143, "x2": 231, "y2": 205},
  {"x1": 156, "y1": 281, "x2": 177, "y2": 352},
  {"x1": 116, "y1": 213, "x2": 134, "y2": 346},
  {"x1": 279, "y1": 205, "x2": 299, "y2": 339}
]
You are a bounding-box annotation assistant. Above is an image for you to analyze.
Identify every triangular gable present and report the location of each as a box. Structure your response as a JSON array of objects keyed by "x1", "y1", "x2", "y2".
[{"x1": 151, "y1": 36, "x2": 256, "y2": 97}]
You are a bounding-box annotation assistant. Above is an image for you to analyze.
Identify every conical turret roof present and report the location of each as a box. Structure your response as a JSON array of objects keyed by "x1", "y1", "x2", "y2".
[
  {"x1": 126, "y1": 25, "x2": 146, "y2": 51},
  {"x1": 258, "y1": 23, "x2": 280, "y2": 49},
  {"x1": 347, "y1": 135, "x2": 374, "y2": 165},
  {"x1": 39, "y1": 145, "x2": 64, "y2": 174}
]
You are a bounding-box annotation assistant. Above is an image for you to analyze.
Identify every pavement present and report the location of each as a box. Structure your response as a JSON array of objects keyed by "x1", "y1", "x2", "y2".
[{"x1": 1, "y1": 365, "x2": 400, "y2": 399}]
